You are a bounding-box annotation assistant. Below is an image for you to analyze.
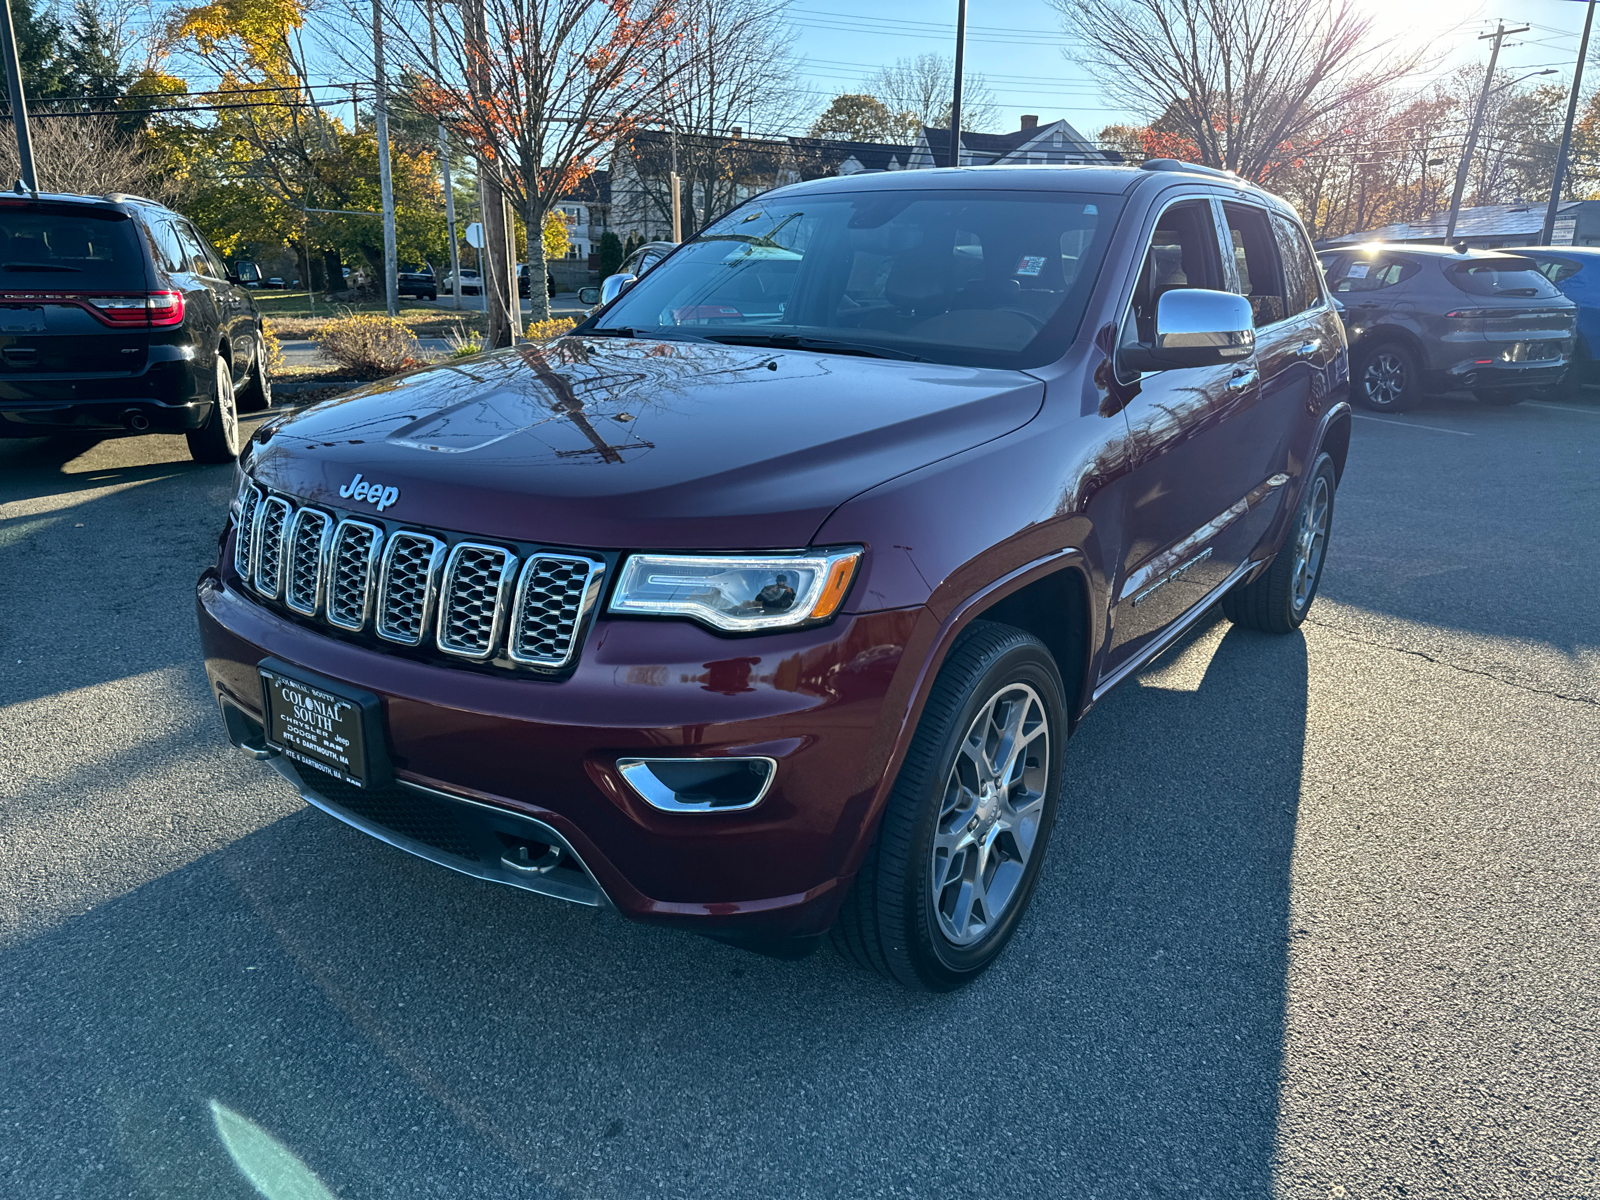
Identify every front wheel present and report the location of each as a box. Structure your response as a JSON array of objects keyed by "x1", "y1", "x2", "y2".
[
  {"x1": 235, "y1": 331, "x2": 272, "y2": 413},
  {"x1": 1222, "y1": 452, "x2": 1336, "y2": 634},
  {"x1": 833, "y1": 621, "x2": 1065, "y2": 991},
  {"x1": 185, "y1": 355, "x2": 242, "y2": 463},
  {"x1": 1354, "y1": 342, "x2": 1419, "y2": 411}
]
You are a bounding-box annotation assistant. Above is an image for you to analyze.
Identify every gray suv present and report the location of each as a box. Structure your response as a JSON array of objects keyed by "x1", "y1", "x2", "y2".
[{"x1": 1318, "y1": 244, "x2": 1576, "y2": 410}]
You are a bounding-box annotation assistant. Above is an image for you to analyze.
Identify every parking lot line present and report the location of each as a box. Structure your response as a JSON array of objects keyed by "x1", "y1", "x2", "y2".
[
  {"x1": 1524, "y1": 401, "x2": 1600, "y2": 415},
  {"x1": 1351, "y1": 414, "x2": 1475, "y2": 436}
]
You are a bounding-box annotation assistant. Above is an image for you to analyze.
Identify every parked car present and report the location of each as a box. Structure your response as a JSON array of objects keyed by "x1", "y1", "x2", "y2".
[
  {"x1": 0, "y1": 190, "x2": 270, "y2": 462},
  {"x1": 397, "y1": 263, "x2": 436, "y2": 301},
  {"x1": 200, "y1": 160, "x2": 1350, "y2": 989},
  {"x1": 581, "y1": 239, "x2": 677, "y2": 307},
  {"x1": 266, "y1": 277, "x2": 285, "y2": 290},
  {"x1": 442, "y1": 268, "x2": 481, "y2": 296},
  {"x1": 1502, "y1": 245, "x2": 1600, "y2": 396},
  {"x1": 1317, "y1": 243, "x2": 1575, "y2": 410}
]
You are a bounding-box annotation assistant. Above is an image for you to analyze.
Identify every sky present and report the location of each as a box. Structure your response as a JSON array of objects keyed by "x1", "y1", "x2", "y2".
[{"x1": 780, "y1": 0, "x2": 1600, "y2": 141}]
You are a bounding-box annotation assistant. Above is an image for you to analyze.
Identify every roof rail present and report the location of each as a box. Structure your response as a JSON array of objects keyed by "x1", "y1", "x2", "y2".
[{"x1": 1140, "y1": 158, "x2": 1236, "y2": 180}]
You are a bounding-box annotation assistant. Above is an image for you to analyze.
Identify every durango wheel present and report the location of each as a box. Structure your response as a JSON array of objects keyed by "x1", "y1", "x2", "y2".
[
  {"x1": 186, "y1": 354, "x2": 242, "y2": 463},
  {"x1": 833, "y1": 621, "x2": 1065, "y2": 991},
  {"x1": 236, "y1": 331, "x2": 273, "y2": 413},
  {"x1": 1355, "y1": 342, "x2": 1418, "y2": 412}
]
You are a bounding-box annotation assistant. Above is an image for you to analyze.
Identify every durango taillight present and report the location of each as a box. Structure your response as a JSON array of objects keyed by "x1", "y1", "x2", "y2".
[{"x1": 85, "y1": 291, "x2": 184, "y2": 327}]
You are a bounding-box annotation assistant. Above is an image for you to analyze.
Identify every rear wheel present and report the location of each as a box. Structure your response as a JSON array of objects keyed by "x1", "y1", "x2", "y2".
[
  {"x1": 1222, "y1": 453, "x2": 1336, "y2": 634},
  {"x1": 1354, "y1": 341, "x2": 1419, "y2": 412},
  {"x1": 235, "y1": 331, "x2": 272, "y2": 413},
  {"x1": 185, "y1": 355, "x2": 241, "y2": 463},
  {"x1": 833, "y1": 621, "x2": 1064, "y2": 991}
]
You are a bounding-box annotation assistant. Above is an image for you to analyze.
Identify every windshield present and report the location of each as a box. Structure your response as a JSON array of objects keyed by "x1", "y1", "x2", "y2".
[
  {"x1": 589, "y1": 189, "x2": 1124, "y2": 369},
  {"x1": 1446, "y1": 258, "x2": 1562, "y2": 299}
]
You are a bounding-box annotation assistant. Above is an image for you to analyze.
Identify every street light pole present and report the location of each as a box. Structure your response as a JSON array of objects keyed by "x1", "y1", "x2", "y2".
[
  {"x1": 373, "y1": 0, "x2": 399, "y2": 316},
  {"x1": 1542, "y1": 0, "x2": 1596, "y2": 245},
  {"x1": 1447, "y1": 22, "x2": 1528, "y2": 243},
  {"x1": 948, "y1": 0, "x2": 967, "y2": 168},
  {"x1": 0, "y1": 0, "x2": 37, "y2": 190}
]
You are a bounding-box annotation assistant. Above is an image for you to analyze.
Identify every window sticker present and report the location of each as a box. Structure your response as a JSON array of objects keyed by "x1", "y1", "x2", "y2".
[
  {"x1": 1346, "y1": 262, "x2": 1370, "y2": 279},
  {"x1": 1015, "y1": 255, "x2": 1047, "y2": 277}
]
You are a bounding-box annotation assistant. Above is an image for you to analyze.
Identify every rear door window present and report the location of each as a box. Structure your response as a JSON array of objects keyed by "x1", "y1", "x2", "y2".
[
  {"x1": 1270, "y1": 211, "x2": 1323, "y2": 317},
  {"x1": 0, "y1": 203, "x2": 146, "y2": 288},
  {"x1": 1222, "y1": 203, "x2": 1287, "y2": 327},
  {"x1": 174, "y1": 222, "x2": 215, "y2": 278},
  {"x1": 1446, "y1": 258, "x2": 1562, "y2": 298}
]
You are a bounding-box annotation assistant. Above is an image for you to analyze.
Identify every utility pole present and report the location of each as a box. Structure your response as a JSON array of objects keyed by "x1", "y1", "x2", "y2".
[
  {"x1": 372, "y1": 0, "x2": 398, "y2": 316},
  {"x1": 0, "y1": 0, "x2": 37, "y2": 190},
  {"x1": 948, "y1": 0, "x2": 967, "y2": 168},
  {"x1": 465, "y1": 0, "x2": 515, "y2": 345},
  {"x1": 670, "y1": 129, "x2": 681, "y2": 241},
  {"x1": 1543, "y1": 0, "x2": 1596, "y2": 245},
  {"x1": 428, "y1": 9, "x2": 461, "y2": 309},
  {"x1": 1447, "y1": 22, "x2": 1527, "y2": 242}
]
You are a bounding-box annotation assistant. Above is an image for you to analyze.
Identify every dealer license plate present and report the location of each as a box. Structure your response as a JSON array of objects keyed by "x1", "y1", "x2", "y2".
[{"x1": 259, "y1": 665, "x2": 371, "y2": 786}]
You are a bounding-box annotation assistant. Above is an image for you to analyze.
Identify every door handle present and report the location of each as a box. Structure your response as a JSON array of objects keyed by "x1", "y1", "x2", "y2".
[
  {"x1": 1297, "y1": 339, "x2": 1322, "y2": 357},
  {"x1": 1226, "y1": 366, "x2": 1259, "y2": 393}
]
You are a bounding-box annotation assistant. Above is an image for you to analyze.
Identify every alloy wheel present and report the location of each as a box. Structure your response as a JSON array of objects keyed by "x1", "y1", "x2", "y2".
[
  {"x1": 1362, "y1": 352, "x2": 1406, "y2": 408},
  {"x1": 930, "y1": 682, "x2": 1051, "y2": 947},
  {"x1": 1291, "y1": 473, "x2": 1330, "y2": 612},
  {"x1": 216, "y1": 357, "x2": 240, "y2": 456}
]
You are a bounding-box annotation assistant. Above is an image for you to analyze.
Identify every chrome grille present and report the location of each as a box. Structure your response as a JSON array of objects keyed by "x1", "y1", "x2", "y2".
[
  {"x1": 437, "y1": 542, "x2": 516, "y2": 660},
  {"x1": 252, "y1": 495, "x2": 292, "y2": 599},
  {"x1": 376, "y1": 532, "x2": 445, "y2": 645},
  {"x1": 508, "y1": 555, "x2": 603, "y2": 667},
  {"x1": 284, "y1": 509, "x2": 332, "y2": 616},
  {"x1": 233, "y1": 487, "x2": 602, "y2": 670},
  {"x1": 234, "y1": 484, "x2": 261, "y2": 580},
  {"x1": 326, "y1": 519, "x2": 382, "y2": 631}
]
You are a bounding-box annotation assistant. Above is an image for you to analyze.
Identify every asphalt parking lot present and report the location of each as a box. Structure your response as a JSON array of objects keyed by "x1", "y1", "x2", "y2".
[{"x1": 1, "y1": 392, "x2": 1596, "y2": 1199}]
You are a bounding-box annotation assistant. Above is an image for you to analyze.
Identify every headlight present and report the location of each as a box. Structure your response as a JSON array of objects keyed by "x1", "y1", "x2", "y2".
[
  {"x1": 608, "y1": 548, "x2": 862, "y2": 632},
  {"x1": 229, "y1": 461, "x2": 251, "y2": 524}
]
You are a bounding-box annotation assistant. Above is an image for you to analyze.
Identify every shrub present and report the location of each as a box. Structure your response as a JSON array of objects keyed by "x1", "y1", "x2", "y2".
[
  {"x1": 597, "y1": 230, "x2": 623, "y2": 278},
  {"x1": 526, "y1": 316, "x2": 576, "y2": 341},
  {"x1": 314, "y1": 312, "x2": 424, "y2": 377},
  {"x1": 260, "y1": 322, "x2": 286, "y2": 374},
  {"x1": 444, "y1": 324, "x2": 484, "y2": 359}
]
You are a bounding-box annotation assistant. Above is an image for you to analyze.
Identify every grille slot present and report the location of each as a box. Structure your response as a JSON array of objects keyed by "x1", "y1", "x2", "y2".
[
  {"x1": 326, "y1": 519, "x2": 383, "y2": 631},
  {"x1": 252, "y1": 495, "x2": 293, "y2": 599},
  {"x1": 233, "y1": 484, "x2": 261, "y2": 581},
  {"x1": 376, "y1": 531, "x2": 445, "y2": 645},
  {"x1": 284, "y1": 508, "x2": 332, "y2": 615},
  {"x1": 436, "y1": 542, "x2": 517, "y2": 660},
  {"x1": 508, "y1": 555, "x2": 604, "y2": 668}
]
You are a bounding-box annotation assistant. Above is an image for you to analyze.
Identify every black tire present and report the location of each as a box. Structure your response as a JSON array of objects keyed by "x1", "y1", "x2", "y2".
[
  {"x1": 235, "y1": 331, "x2": 272, "y2": 413},
  {"x1": 1222, "y1": 452, "x2": 1336, "y2": 634},
  {"x1": 185, "y1": 354, "x2": 242, "y2": 464},
  {"x1": 832, "y1": 621, "x2": 1065, "y2": 991},
  {"x1": 1353, "y1": 341, "x2": 1419, "y2": 412},
  {"x1": 424, "y1": 290, "x2": 436, "y2": 301}
]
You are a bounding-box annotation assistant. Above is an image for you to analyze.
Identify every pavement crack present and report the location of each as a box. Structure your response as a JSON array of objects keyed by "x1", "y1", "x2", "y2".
[{"x1": 1304, "y1": 618, "x2": 1600, "y2": 708}]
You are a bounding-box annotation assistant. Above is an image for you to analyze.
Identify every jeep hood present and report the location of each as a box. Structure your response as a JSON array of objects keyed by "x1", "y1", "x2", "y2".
[{"x1": 249, "y1": 337, "x2": 1044, "y2": 549}]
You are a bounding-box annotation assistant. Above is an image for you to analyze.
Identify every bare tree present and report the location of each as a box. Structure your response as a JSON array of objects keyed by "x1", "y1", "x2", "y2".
[
  {"x1": 1054, "y1": 0, "x2": 1424, "y2": 182},
  {"x1": 372, "y1": 0, "x2": 684, "y2": 325},
  {"x1": 865, "y1": 53, "x2": 999, "y2": 135},
  {"x1": 0, "y1": 115, "x2": 173, "y2": 198}
]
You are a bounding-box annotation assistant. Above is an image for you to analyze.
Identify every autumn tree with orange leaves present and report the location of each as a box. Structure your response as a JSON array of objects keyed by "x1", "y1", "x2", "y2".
[{"x1": 378, "y1": 0, "x2": 685, "y2": 325}]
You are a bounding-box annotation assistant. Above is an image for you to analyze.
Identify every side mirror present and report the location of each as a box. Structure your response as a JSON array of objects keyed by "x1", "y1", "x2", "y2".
[
  {"x1": 1120, "y1": 288, "x2": 1255, "y2": 373},
  {"x1": 599, "y1": 272, "x2": 637, "y2": 306},
  {"x1": 577, "y1": 286, "x2": 601, "y2": 305}
]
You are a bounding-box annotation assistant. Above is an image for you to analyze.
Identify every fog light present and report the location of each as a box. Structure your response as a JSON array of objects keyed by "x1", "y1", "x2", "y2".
[{"x1": 618, "y1": 757, "x2": 775, "y2": 813}]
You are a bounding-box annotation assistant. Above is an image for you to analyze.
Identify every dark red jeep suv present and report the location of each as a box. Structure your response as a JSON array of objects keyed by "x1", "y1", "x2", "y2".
[{"x1": 197, "y1": 161, "x2": 1350, "y2": 990}]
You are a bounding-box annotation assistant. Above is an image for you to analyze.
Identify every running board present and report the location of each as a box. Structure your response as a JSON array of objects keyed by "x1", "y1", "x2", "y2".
[{"x1": 1091, "y1": 557, "x2": 1258, "y2": 702}]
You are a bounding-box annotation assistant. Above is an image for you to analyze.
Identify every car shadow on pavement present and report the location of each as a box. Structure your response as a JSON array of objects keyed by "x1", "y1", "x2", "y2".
[{"x1": 0, "y1": 617, "x2": 1306, "y2": 1199}]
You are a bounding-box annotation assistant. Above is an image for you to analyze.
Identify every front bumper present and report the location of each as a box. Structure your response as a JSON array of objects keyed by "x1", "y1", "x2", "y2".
[{"x1": 197, "y1": 568, "x2": 923, "y2": 947}]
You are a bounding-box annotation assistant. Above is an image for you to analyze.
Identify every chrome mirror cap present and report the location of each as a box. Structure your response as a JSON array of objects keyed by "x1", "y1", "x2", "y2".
[
  {"x1": 1153, "y1": 288, "x2": 1256, "y2": 358},
  {"x1": 577, "y1": 286, "x2": 601, "y2": 305},
  {"x1": 598, "y1": 273, "x2": 637, "y2": 307}
]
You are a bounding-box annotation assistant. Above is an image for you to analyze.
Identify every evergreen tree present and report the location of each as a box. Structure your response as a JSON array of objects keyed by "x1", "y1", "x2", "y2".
[
  {"x1": 7, "y1": 0, "x2": 64, "y2": 102},
  {"x1": 62, "y1": 0, "x2": 133, "y2": 104}
]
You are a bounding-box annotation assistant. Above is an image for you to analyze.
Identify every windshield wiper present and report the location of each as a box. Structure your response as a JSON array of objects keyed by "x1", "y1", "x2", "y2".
[
  {"x1": 583, "y1": 326, "x2": 711, "y2": 343},
  {"x1": 4, "y1": 262, "x2": 82, "y2": 272},
  {"x1": 700, "y1": 332, "x2": 922, "y2": 361}
]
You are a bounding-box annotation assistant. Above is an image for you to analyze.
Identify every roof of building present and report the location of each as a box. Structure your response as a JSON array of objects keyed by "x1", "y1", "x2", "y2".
[
  {"x1": 1320, "y1": 200, "x2": 1583, "y2": 246},
  {"x1": 562, "y1": 169, "x2": 610, "y2": 205},
  {"x1": 917, "y1": 118, "x2": 1118, "y2": 166}
]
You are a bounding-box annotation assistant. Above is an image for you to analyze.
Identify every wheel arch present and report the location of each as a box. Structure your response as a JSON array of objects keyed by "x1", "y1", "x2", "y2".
[
  {"x1": 1318, "y1": 402, "x2": 1352, "y2": 485},
  {"x1": 967, "y1": 564, "x2": 1093, "y2": 730},
  {"x1": 1349, "y1": 323, "x2": 1427, "y2": 367}
]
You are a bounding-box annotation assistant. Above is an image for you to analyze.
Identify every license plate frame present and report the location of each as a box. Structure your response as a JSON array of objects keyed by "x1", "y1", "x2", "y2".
[{"x1": 258, "y1": 657, "x2": 391, "y2": 788}]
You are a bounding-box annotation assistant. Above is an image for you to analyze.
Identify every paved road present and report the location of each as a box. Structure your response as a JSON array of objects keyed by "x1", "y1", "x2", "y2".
[{"x1": 1, "y1": 392, "x2": 1596, "y2": 1199}]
